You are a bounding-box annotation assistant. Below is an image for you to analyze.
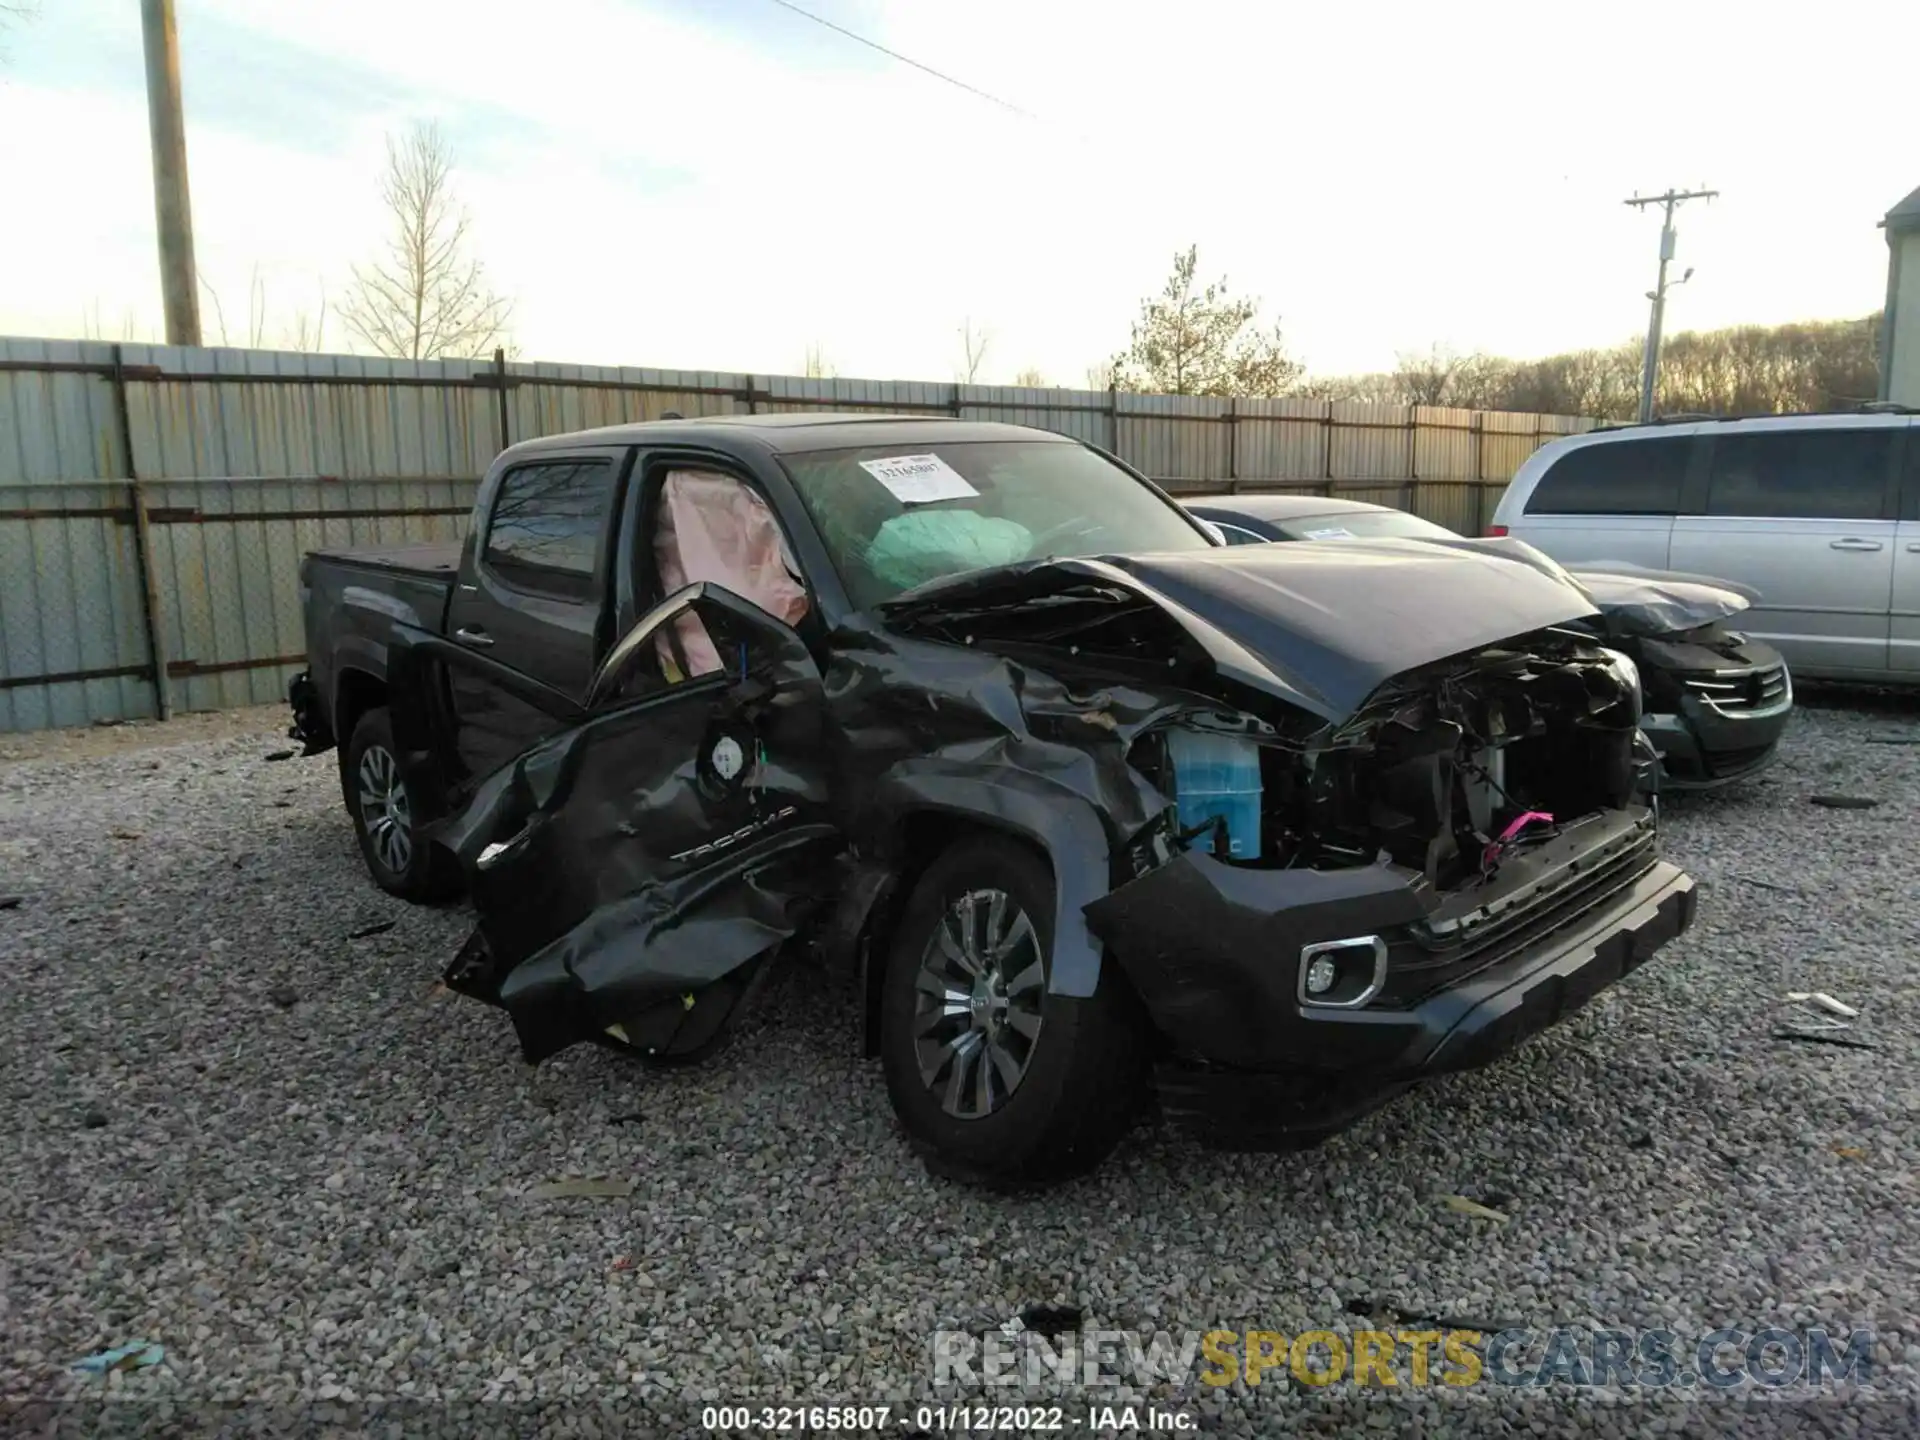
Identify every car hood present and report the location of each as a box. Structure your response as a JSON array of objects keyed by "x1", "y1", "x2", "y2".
[
  {"x1": 1564, "y1": 563, "x2": 1757, "y2": 637},
  {"x1": 881, "y1": 537, "x2": 1603, "y2": 722},
  {"x1": 1367, "y1": 536, "x2": 1761, "y2": 636}
]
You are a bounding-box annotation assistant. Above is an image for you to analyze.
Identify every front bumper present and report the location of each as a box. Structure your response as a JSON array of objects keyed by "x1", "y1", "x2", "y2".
[
  {"x1": 1641, "y1": 703, "x2": 1788, "y2": 789},
  {"x1": 286, "y1": 670, "x2": 335, "y2": 755},
  {"x1": 1640, "y1": 647, "x2": 1793, "y2": 789},
  {"x1": 1088, "y1": 844, "x2": 1696, "y2": 1149}
]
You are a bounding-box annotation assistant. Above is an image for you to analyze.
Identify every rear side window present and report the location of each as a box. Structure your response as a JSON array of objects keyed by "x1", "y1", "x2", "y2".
[
  {"x1": 1705, "y1": 428, "x2": 1891, "y2": 520},
  {"x1": 1524, "y1": 437, "x2": 1688, "y2": 515},
  {"x1": 483, "y1": 459, "x2": 617, "y2": 598}
]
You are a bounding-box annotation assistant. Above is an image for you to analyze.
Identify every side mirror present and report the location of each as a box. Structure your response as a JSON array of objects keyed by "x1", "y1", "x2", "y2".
[{"x1": 587, "y1": 582, "x2": 816, "y2": 710}]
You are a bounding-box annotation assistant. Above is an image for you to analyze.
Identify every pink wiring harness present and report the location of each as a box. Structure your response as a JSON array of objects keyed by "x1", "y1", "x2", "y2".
[{"x1": 1482, "y1": 810, "x2": 1555, "y2": 871}]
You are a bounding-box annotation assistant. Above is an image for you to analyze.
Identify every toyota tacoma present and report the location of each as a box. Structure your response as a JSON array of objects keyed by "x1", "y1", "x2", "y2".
[{"x1": 288, "y1": 416, "x2": 1696, "y2": 1184}]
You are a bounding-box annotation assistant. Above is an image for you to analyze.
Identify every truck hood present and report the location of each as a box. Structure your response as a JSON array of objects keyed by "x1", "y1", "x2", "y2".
[{"x1": 881, "y1": 537, "x2": 1602, "y2": 721}]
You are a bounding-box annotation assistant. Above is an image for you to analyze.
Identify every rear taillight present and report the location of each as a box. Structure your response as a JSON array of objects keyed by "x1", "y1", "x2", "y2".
[{"x1": 1485, "y1": 524, "x2": 1509, "y2": 537}]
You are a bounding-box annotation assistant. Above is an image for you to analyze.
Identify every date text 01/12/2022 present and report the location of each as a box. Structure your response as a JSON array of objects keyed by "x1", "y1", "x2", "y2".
[{"x1": 699, "y1": 1404, "x2": 1198, "y2": 1433}]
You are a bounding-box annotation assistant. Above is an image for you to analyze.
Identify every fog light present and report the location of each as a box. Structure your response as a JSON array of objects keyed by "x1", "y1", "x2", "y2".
[{"x1": 1297, "y1": 935, "x2": 1389, "y2": 1009}]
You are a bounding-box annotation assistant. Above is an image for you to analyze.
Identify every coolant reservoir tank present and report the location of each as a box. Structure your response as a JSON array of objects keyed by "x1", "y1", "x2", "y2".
[{"x1": 1167, "y1": 725, "x2": 1264, "y2": 860}]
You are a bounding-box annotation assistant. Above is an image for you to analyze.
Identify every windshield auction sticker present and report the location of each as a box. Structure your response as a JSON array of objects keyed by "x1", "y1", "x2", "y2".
[{"x1": 858, "y1": 453, "x2": 980, "y2": 504}]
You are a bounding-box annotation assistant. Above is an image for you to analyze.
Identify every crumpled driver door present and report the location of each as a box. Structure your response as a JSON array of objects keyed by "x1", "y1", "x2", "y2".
[{"x1": 431, "y1": 582, "x2": 839, "y2": 1063}]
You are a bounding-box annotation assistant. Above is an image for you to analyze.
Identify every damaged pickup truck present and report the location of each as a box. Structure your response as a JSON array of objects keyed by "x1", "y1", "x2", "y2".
[{"x1": 289, "y1": 416, "x2": 1696, "y2": 1184}]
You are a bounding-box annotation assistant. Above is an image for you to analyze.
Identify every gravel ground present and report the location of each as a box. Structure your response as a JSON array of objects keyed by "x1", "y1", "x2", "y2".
[{"x1": 3, "y1": 698, "x2": 1918, "y2": 1436}]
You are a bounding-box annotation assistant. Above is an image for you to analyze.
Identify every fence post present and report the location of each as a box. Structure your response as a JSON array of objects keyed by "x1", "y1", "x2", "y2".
[
  {"x1": 492, "y1": 347, "x2": 511, "y2": 453},
  {"x1": 1472, "y1": 413, "x2": 1488, "y2": 535},
  {"x1": 1108, "y1": 383, "x2": 1120, "y2": 459},
  {"x1": 1403, "y1": 406, "x2": 1419, "y2": 514},
  {"x1": 112, "y1": 343, "x2": 172, "y2": 721},
  {"x1": 1320, "y1": 401, "x2": 1334, "y2": 497},
  {"x1": 1225, "y1": 399, "x2": 1238, "y2": 493}
]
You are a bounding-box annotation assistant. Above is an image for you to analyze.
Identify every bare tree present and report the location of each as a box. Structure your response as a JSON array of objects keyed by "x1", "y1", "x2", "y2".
[
  {"x1": 196, "y1": 271, "x2": 334, "y2": 353},
  {"x1": 199, "y1": 276, "x2": 232, "y2": 347},
  {"x1": 247, "y1": 268, "x2": 268, "y2": 348},
  {"x1": 1112, "y1": 246, "x2": 1303, "y2": 397},
  {"x1": 1012, "y1": 366, "x2": 1048, "y2": 388},
  {"x1": 285, "y1": 286, "x2": 331, "y2": 353},
  {"x1": 801, "y1": 343, "x2": 836, "y2": 379},
  {"x1": 1305, "y1": 311, "x2": 1881, "y2": 421},
  {"x1": 1392, "y1": 344, "x2": 1469, "y2": 406},
  {"x1": 1084, "y1": 361, "x2": 1116, "y2": 392},
  {"x1": 956, "y1": 318, "x2": 992, "y2": 384},
  {"x1": 340, "y1": 122, "x2": 512, "y2": 360},
  {"x1": 80, "y1": 299, "x2": 142, "y2": 344}
]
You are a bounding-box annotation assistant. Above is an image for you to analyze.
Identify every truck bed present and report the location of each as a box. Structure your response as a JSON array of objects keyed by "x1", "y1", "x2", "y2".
[{"x1": 306, "y1": 541, "x2": 462, "y2": 579}]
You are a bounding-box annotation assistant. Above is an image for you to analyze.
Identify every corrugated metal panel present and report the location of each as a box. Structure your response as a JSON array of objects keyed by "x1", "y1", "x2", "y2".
[
  {"x1": 1328, "y1": 402, "x2": 1412, "y2": 480},
  {"x1": 1412, "y1": 406, "x2": 1475, "y2": 480},
  {"x1": 1235, "y1": 397, "x2": 1332, "y2": 480},
  {"x1": 0, "y1": 482, "x2": 154, "y2": 731},
  {"x1": 0, "y1": 335, "x2": 1596, "y2": 733},
  {"x1": 1478, "y1": 408, "x2": 1551, "y2": 481},
  {"x1": 1407, "y1": 481, "x2": 1481, "y2": 534},
  {"x1": 1119, "y1": 392, "x2": 1229, "y2": 481},
  {"x1": 0, "y1": 337, "x2": 124, "y2": 483},
  {"x1": 140, "y1": 476, "x2": 475, "y2": 714}
]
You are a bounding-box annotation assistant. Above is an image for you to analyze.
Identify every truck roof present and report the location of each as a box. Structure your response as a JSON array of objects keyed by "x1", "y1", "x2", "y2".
[{"x1": 504, "y1": 413, "x2": 1074, "y2": 460}]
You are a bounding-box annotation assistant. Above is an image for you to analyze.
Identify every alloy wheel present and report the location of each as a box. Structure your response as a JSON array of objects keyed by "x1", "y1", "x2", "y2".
[
  {"x1": 912, "y1": 887, "x2": 1046, "y2": 1119},
  {"x1": 356, "y1": 744, "x2": 414, "y2": 875}
]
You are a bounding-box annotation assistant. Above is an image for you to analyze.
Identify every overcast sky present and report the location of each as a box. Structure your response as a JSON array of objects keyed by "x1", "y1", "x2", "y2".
[{"x1": 1, "y1": 0, "x2": 1914, "y2": 384}]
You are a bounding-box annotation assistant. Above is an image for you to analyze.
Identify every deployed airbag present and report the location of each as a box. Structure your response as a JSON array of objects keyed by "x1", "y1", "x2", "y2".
[
  {"x1": 655, "y1": 470, "x2": 811, "y2": 675},
  {"x1": 865, "y1": 510, "x2": 1033, "y2": 593}
]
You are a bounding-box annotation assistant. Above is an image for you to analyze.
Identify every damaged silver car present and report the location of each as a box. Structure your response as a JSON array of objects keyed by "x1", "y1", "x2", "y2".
[
  {"x1": 290, "y1": 418, "x2": 1697, "y2": 1184},
  {"x1": 1188, "y1": 494, "x2": 1794, "y2": 788}
]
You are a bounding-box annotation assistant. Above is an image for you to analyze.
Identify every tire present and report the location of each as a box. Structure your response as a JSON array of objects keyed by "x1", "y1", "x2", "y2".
[
  {"x1": 342, "y1": 706, "x2": 462, "y2": 903},
  {"x1": 879, "y1": 837, "x2": 1149, "y2": 1186}
]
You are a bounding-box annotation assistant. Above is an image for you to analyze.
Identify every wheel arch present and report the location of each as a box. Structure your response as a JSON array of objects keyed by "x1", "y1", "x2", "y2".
[
  {"x1": 332, "y1": 665, "x2": 391, "y2": 767},
  {"x1": 852, "y1": 776, "x2": 1115, "y2": 1056}
]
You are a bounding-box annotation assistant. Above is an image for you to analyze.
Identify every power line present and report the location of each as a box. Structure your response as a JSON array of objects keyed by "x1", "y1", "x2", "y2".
[{"x1": 761, "y1": 0, "x2": 1041, "y2": 121}]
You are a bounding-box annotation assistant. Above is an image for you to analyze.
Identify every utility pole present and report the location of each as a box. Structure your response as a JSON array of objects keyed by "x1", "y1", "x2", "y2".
[
  {"x1": 1625, "y1": 187, "x2": 1716, "y2": 423},
  {"x1": 141, "y1": 0, "x2": 201, "y2": 346}
]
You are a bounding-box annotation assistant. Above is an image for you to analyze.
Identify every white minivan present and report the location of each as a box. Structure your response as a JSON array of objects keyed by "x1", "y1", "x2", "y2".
[{"x1": 1489, "y1": 411, "x2": 1919, "y2": 682}]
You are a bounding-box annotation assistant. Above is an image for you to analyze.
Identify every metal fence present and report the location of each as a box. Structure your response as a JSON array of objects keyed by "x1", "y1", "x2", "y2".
[{"x1": 0, "y1": 335, "x2": 1598, "y2": 734}]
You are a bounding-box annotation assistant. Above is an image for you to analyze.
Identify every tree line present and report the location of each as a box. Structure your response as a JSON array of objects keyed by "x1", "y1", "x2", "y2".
[{"x1": 1103, "y1": 245, "x2": 1883, "y2": 420}]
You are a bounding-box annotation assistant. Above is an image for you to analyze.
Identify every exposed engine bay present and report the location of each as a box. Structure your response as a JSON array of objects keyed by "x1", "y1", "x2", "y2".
[{"x1": 1128, "y1": 630, "x2": 1641, "y2": 892}]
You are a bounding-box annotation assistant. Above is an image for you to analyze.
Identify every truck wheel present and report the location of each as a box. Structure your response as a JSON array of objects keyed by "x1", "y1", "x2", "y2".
[
  {"x1": 343, "y1": 707, "x2": 462, "y2": 903},
  {"x1": 879, "y1": 837, "x2": 1149, "y2": 1186}
]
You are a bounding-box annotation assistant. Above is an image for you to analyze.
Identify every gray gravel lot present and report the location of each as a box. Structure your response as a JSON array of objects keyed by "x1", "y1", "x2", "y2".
[{"x1": 2, "y1": 698, "x2": 1918, "y2": 1435}]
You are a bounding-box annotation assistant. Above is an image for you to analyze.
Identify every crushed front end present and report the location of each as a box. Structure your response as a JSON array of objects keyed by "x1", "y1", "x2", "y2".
[
  {"x1": 1568, "y1": 564, "x2": 1793, "y2": 789},
  {"x1": 1085, "y1": 624, "x2": 1697, "y2": 1149},
  {"x1": 1630, "y1": 623, "x2": 1791, "y2": 788}
]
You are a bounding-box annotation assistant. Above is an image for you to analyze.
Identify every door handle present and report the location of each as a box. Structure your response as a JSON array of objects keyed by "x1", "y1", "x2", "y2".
[
  {"x1": 1829, "y1": 538, "x2": 1884, "y2": 552},
  {"x1": 1907, "y1": 543, "x2": 1920, "y2": 554},
  {"x1": 454, "y1": 626, "x2": 495, "y2": 648}
]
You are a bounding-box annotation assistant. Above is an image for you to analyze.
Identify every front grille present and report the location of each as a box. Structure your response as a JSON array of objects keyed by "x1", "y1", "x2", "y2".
[
  {"x1": 1683, "y1": 664, "x2": 1790, "y2": 716},
  {"x1": 1370, "y1": 817, "x2": 1661, "y2": 1007}
]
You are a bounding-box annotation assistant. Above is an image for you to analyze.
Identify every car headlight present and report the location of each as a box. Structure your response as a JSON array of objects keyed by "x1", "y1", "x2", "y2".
[{"x1": 1600, "y1": 647, "x2": 1641, "y2": 710}]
